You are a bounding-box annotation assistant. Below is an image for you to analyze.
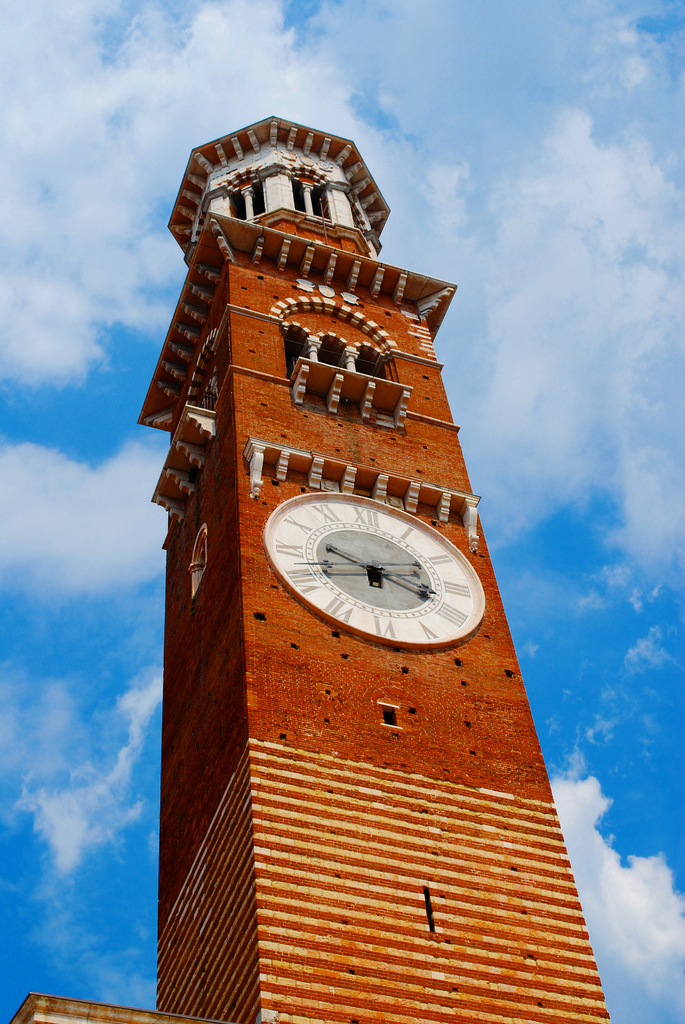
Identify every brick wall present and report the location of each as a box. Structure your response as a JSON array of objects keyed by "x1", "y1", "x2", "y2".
[{"x1": 155, "y1": 253, "x2": 608, "y2": 1022}]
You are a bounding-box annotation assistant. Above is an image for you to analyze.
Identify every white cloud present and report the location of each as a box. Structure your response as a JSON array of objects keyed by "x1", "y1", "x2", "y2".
[
  {"x1": 553, "y1": 773, "x2": 685, "y2": 1024},
  {"x1": 624, "y1": 624, "x2": 675, "y2": 673},
  {"x1": 0, "y1": 439, "x2": 166, "y2": 595},
  {"x1": 0, "y1": 0, "x2": 355, "y2": 385},
  {"x1": 18, "y1": 670, "x2": 162, "y2": 873},
  {"x1": 467, "y1": 109, "x2": 684, "y2": 571},
  {"x1": 577, "y1": 563, "x2": 663, "y2": 614},
  {"x1": 0, "y1": 0, "x2": 681, "y2": 584}
]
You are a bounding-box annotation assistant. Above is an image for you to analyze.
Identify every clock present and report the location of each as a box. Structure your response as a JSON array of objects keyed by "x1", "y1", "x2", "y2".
[{"x1": 264, "y1": 493, "x2": 485, "y2": 648}]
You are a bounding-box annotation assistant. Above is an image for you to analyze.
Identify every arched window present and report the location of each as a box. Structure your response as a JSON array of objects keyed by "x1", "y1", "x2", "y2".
[
  {"x1": 356, "y1": 344, "x2": 386, "y2": 378},
  {"x1": 283, "y1": 325, "x2": 309, "y2": 377},
  {"x1": 292, "y1": 178, "x2": 307, "y2": 213},
  {"x1": 190, "y1": 525, "x2": 208, "y2": 598},
  {"x1": 291, "y1": 178, "x2": 328, "y2": 218},
  {"x1": 317, "y1": 335, "x2": 346, "y2": 367},
  {"x1": 229, "y1": 181, "x2": 264, "y2": 220}
]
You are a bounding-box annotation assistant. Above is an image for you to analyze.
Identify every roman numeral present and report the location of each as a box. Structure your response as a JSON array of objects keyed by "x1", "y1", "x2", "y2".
[
  {"x1": 373, "y1": 616, "x2": 396, "y2": 639},
  {"x1": 312, "y1": 504, "x2": 343, "y2": 524},
  {"x1": 287, "y1": 570, "x2": 321, "y2": 595},
  {"x1": 353, "y1": 506, "x2": 379, "y2": 527},
  {"x1": 398, "y1": 526, "x2": 415, "y2": 542},
  {"x1": 323, "y1": 595, "x2": 354, "y2": 623},
  {"x1": 430, "y1": 554, "x2": 452, "y2": 565},
  {"x1": 419, "y1": 621, "x2": 439, "y2": 640},
  {"x1": 275, "y1": 541, "x2": 302, "y2": 558},
  {"x1": 283, "y1": 516, "x2": 311, "y2": 535},
  {"x1": 436, "y1": 603, "x2": 467, "y2": 626},
  {"x1": 444, "y1": 580, "x2": 470, "y2": 597}
]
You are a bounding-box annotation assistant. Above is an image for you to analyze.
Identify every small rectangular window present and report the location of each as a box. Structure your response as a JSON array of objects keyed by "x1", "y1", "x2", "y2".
[{"x1": 382, "y1": 706, "x2": 397, "y2": 726}]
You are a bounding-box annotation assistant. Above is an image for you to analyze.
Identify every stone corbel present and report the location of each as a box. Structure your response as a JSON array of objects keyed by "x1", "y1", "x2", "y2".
[
  {"x1": 341, "y1": 466, "x2": 357, "y2": 493},
  {"x1": 370, "y1": 265, "x2": 385, "y2": 298},
  {"x1": 144, "y1": 405, "x2": 174, "y2": 428},
  {"x1": 252, "y1": 235, "x2": 264, "y2": 265},
  {"x1": 437, "y1": 491, "x2": 451, "y2": 523},
  {"x1": 308, "y1": 456, "x2": 324, "y2": 490},
  {"x1": 155, "y1": 495, "x2": 185, "y2": 522},
  {"x1": 158, "y1": 380, "x2": 181, "y2": 399},
  {"x1": 300, "y1": 244, "x2": 315, "y2": 277},
  {"x1": 275, "y1": 449, "x2": 290, "y2": 481},
  {"x1": 291, "y1": 362, "x2": 310, "y2": 405},
  {"x1": 174, "y1": 321, "x2": 201, "y2": 341},
  {"x1": 162, "y1": 359, "x2": 188, "y2": 382},
  {"x1": 277, "y1": 238, "x2": 291, "y2": 270},
  {"x1": 360, "y1": 379, "x2": 376, "y2": 421},
  {"x1": 372, "y1": 474, "x2": 389, "y2": 502},
  {"x1": 209, "y1": 218, "x2": 235, "y2": 262},
  {"x1": 324, "y1": 253, "x2": 337, "y2": 284},
  {"x1": 244, "y1": 439, "x2": 266, "y2": 499},
  {"x1": 185, "y1": 406, "x2": 216, "y2": 439},
  {"x1": 404, "y1": 481, "x2": 420, "y2": 514},
  {"x1": 327, "y1": 373, "x2": 344, "y2": 413},
  {"x1": 393, "y1": 272, "x2": 408, "y2": 306},
  {"x1": 180, "y1": 301, "x2": 207, "y2": 324},
  {"x1": 393, "y1": 387, "x2": 412, "y2": 428},
  {"x1": 165, "y1": 467, "x2": 195, "y2": 496},
  {"x1": 461, "y1": 497, "x2": 480, "y2": 552},
  {"x1": 175, "y1": 440, "x2": 205, "y2": 467}
]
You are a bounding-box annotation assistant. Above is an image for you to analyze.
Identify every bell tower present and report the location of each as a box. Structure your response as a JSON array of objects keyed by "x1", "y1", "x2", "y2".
[{"x1": 140, "y1": 117, "x2": 609, "y2": 1024}]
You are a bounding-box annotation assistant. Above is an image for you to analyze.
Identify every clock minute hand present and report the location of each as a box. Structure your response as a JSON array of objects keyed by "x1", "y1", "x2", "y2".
[{"x1": 381, "y1": 569, "x2": 436, "y2": 598}]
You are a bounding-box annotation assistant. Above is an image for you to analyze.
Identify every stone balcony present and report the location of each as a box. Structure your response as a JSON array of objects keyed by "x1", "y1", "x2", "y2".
[{"x1": 290, "y1": 357, "x2": 412, "y2": 428}]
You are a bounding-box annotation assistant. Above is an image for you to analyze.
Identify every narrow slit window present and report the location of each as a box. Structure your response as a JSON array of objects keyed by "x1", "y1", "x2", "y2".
[{"x1": 423, "y1": 885, "x2": 435, "y2": 932}]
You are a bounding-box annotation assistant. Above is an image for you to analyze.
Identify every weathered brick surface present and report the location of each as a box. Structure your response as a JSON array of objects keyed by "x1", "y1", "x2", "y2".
[{"x1": 155, "y1": 248, "x2": 609, "y2": 1022}]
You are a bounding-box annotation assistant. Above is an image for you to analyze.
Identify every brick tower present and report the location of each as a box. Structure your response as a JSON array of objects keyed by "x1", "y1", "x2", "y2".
[{"x1": 140, "y1": 117, "x2": 609, "y2": 1024}]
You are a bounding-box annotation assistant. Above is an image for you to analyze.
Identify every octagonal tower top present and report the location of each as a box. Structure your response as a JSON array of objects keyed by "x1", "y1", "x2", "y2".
[{"x1": 169, "y1": 116, "x2": 390, "y2": 264}]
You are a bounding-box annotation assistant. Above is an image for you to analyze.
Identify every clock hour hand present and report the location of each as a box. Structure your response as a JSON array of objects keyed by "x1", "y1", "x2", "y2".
[{"x1": 323, "y1": 543, "x2": 370, "y2": 568}]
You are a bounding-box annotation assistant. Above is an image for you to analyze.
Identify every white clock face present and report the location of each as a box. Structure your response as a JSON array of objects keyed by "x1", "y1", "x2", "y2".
[{"x1": 264, "y1": 493, "x2": 485, "y2": 648}]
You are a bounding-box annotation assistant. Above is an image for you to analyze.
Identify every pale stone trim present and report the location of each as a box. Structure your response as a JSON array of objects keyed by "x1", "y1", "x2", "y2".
[
  {"x1": 189, "y1": 525, "x2": 208, "y2": 596},
  {"x1": 241, "y1": 435, "x2": 480, "y2": 533},
  {"x1": 8, "y1": 994, "x2": 234, "y2": 1024},
  {"x1": 287, "y1": 356, "x2": 412, "y2": 429},
  {"x1": 152, "y1": 404, "x2": 217, "y2": 520}
]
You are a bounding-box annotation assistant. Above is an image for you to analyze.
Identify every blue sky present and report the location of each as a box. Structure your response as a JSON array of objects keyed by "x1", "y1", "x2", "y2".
[{"x1": 0, "y1": 1, "x2": 683, "y2": 1022}]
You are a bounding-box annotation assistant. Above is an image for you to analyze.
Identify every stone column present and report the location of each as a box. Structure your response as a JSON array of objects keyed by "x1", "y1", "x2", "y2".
[
  {"x1": 302, "y1": 183, "x2": 314, "y2": 216},
  {"x1": 242, "y1": 185, "x2": 254, "y2": 220},
  {"x1": 344, "y1": 347, "x2": 357, "y2": 371},
  {"x1": 306, "y1": 335, "x2": 321, "y2": 361}
]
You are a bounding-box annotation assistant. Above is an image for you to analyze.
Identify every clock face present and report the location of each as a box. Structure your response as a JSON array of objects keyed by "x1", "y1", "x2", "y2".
[{"x1": 264, "y1": 493, "x2": 485, "y2": 648}]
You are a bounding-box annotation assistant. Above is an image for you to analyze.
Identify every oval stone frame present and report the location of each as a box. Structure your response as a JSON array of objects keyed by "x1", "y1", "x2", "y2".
[{"x1": 264, "y1": 492, "x2": 485, "y2": 649}]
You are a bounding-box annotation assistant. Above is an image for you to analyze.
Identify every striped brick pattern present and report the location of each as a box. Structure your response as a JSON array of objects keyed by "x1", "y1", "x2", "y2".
[
  {"x1": 250, "y1": 740, "x2": 609, "y2": 1024},
  {"x1": 157, "y1": 747, "x2": 260, "y2": 1024}
]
